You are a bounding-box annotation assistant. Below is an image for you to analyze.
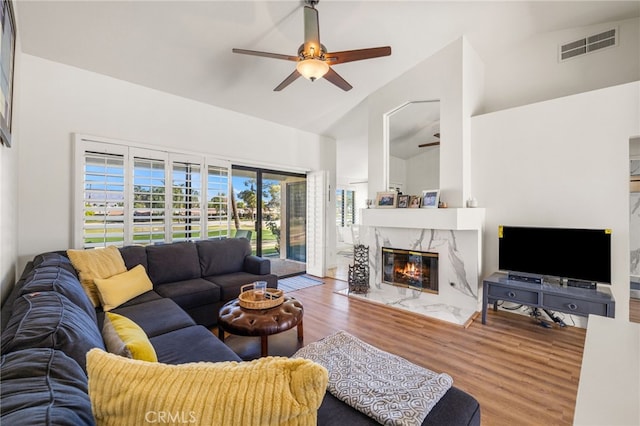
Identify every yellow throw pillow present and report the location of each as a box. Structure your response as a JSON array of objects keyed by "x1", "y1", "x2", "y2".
[
  {"x1": 87, "y1": 349, "x2": 328, "y2": 426},
  {"x1": 67, "y1": 246, "x2": 127, "y2": 307},
  {"x1": 102, "y1": 312, "x2": 157, "y2": 362},
  {"x1": 94, "y1": 265, "x2": 153, "y2": 311}
]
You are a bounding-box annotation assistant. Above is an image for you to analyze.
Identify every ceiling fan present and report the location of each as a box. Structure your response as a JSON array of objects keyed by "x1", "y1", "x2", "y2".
[
  {"x1": 232, "y1": 0, "x2": 391, "y2": 91},
  {"x1": 419, "y1": 133, "x2": 441, "y2": 148}
]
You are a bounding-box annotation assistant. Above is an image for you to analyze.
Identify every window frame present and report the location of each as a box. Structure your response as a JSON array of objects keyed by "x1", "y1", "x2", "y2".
[
  {"x1": 73, "y1": 134, "x2": 231, "y2": 248},
  {"x1": 336, "y1": 188, "x2": 355, "y2": 227}
]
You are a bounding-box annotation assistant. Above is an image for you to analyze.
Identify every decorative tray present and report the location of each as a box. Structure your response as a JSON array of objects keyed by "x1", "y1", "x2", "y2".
[{"x1": 238, "y1": 284, "x2": 284, "y2": 310}]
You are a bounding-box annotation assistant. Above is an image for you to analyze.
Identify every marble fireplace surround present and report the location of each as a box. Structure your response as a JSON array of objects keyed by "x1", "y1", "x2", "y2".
[{"x1": 343, "y1": 208, "x2": 485, "y2": 326}]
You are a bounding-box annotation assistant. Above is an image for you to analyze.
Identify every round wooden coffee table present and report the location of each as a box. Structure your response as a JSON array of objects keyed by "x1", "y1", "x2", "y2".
[{"x1": 217, "y1": 296, "x2": 304, "y2": 357}]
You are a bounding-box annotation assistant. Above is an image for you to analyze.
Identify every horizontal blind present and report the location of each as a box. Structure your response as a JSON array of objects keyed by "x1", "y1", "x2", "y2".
[
  {"x1": 206, "y1": 164, "x2": 229, "y2": 239},
  {"x1": 335, "y1": 190, "x2": 344, "y2": 226},
  {"x1": 171, "y1": 161, "x2": 202, "y2": 242},
  {"x1": 132, "y1": 156, "x2": 166, "y2": 245},
  {"x1": 75, "y1": 135, "x2": 234, "y2": 247},
  {"x1": 82, "y1": 152, "x2": 125, "y2": 248},
  {"x1": 345, "y1": 190, "x2": 355, "y2": 225}
]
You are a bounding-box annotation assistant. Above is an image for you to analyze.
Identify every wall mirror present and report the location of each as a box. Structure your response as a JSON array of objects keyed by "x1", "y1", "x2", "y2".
[{"x1": 384, "y1": 100, "x2": 440, "y2": 196}]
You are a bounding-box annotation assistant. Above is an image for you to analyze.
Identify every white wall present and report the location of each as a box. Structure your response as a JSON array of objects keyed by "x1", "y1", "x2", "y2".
[
  {"x1": 0, "y1": 97, "x2": 19, "y2": 305},
  {"x1": 17, "y1": 54, "x2": 334, "y2": 268},
  {"x1": 388, "y1": 155, "x2": 406, "y2": 191},
  {"x1": 0, "y1": 12, "x2": 22, "y2": 305},
  {"x1": 331, "y1": 98, "x2": 368, "y2": 237},
  {"x1": 387, "y1": 149, "x2": 441, "y2": 196},
  {"x1": 472, "y1": 82, "x2": 640, "y2": 322},
  {"x1": 0, "y1": 120, "x2": 17, "y2": 304},
  {"x1": 336, "y1": 16, "x2": 638, "y2": 212},
  {"x1": 367, "y1": 38, "x2": 481, "y2": 208},
  {"x1": 330, "y1": 16, "x2": 639, "y2": 323},
  {"x1": 406, "y1": 149, "x2": 439, "y2": 196},
  {"x1": 332, "y1": 99, "x2": 369, "y2": 186},
  {"x1": 483, "y1": 17, "x2": 639, "y2": 114}
]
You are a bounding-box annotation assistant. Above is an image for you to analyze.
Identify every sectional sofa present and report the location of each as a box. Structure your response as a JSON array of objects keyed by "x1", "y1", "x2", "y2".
[
  {"x1": 117, "y1": 238, "x2": 278, "y2": 326},
  {"x1": 0, "y1": 239, "x2": 481, "y2": 425}
]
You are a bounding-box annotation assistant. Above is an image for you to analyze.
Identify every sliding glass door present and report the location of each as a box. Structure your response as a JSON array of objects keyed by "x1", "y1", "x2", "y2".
[
  {"x1": 286, "y1": 180, "x2": 306, "y2": 262},
  {"x1": 231, "y1": 166, "x2": 306, "y2": 277}
]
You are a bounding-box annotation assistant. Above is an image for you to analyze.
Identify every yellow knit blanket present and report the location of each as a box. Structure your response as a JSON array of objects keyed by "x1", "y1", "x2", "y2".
[{"x1": 87, "y1": 349, "x2": 328, "y2": 426}]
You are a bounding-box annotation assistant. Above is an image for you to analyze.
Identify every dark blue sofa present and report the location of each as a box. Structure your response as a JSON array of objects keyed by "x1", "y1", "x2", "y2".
[
  {"x1": 118, "y1": 238, "x2": 278, "y2": 326},
  {"x1": 0, "y1": 242, "x2": 480, "y2": 425}
]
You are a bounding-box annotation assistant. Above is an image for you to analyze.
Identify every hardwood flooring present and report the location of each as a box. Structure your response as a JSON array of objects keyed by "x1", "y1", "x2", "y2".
[
  {"x1": 630, "y1": 297, "x2": 640, "y2": 323},
  {"x1": 288, "y1": 277, "x2": 586, "y2": 426}
]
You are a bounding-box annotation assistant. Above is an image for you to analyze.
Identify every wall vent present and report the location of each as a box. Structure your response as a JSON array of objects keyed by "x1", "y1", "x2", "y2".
[{"x1": 559, "y1": 28, "x2": 617, "y2": 62}]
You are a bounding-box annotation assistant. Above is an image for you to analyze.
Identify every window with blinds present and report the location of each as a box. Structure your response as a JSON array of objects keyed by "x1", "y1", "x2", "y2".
[
  {"x1": 336, "y1": 189, "x2": 355, "y2": 227},
  {"x1": 206, "y1": 164, "x2": 229, "y2": 239},
  {"x1": 74, "y1": 135, "x2": 231, "y2": 248},
  {"x1": 171, "y1": 161, "x2": 201, "y2": 242},
  {"x1": 132, "y1": 157, "x2": 167, "y2": 245},
  {"x1": 82, "y1": 152, "x2": 125, "y2": 248}
]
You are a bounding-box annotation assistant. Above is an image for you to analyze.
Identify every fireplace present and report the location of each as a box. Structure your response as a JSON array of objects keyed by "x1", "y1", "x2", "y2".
[{"x1": 382, "y1": 247, "x2": 439, "y2": 293}]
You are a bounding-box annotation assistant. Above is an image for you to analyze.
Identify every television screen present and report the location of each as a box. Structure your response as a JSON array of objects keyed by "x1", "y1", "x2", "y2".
[{"x1": 498, "y1": 226, "x2": 611, "y2": 284}]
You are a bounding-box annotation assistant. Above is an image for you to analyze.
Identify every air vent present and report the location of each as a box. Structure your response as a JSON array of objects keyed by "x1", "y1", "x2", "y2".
[{"x1": 559, "y1": 28, "x2": 617, "y2": 62}]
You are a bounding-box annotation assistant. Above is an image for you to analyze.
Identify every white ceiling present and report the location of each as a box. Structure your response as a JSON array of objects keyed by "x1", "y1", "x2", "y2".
[{"x1": 16, "y1": 1, "x2": 640, "y2": 136}]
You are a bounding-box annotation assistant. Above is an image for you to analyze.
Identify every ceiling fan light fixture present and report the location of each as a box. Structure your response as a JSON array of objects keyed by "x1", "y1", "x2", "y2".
[{"x1": 296, "y1": 58, "x2": 329, "y2": 81}]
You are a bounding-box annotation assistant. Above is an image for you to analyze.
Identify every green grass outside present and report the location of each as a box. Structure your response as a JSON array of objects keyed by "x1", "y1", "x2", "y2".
[{"x1": 84, "y1": 222, "x2": 279, "y2": 251}]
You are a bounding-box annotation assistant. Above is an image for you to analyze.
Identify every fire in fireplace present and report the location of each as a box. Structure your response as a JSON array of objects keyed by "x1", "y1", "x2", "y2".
[{"x1": 382, "y1": 247, "x2": 439, "y2": 293}]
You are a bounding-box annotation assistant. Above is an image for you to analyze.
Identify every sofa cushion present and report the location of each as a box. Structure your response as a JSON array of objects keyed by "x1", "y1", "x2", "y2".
[
  {"x1": 197, "y1": 238, "x2": 251, "y2": 276},
  {"x1": 150, "y1": 325, "x2": 241, "y2": 364},
  {"x1": 116, "y1": 289, "x2": 164, "y2": 307},
  {"x1": 102, "y1": 312, "x2": 157, "y2": 362},
  {"x1": 118, "y1": 245, "x2": 148, "y2": 271},
  {"x1": 1, "y1": 348, "x2": 94, "y2": 426},
  {"x1": 318, "y1": 386, "x2": 481, "y2": 426},
  {"x1": 94, "y1": 265, "x2": 154, "y2": 311},
  {"x1": 87, "y1": 348, "x2": 328, "y2": 426},
  {"x1": 154, "y1": 278, "x2": 221, "y2": 310},
  {"x1": 1, "y1": 292, "x2": 105, "y2": 372},
  {"x1": 110, "y1": 297, "x2": 195, "y2": 338},
  {"x1": 19, "y1": 265, "x2": 96, "y2": 321},
  {"x1": 206, "y1": 272, "x2": 278, "y2": 300},
  {"x1": 67, "y1": 246, "x2": 127, "y2": 307},
  {"x1": 146, "y1": 242, "x2": 200, "y2": 285}
]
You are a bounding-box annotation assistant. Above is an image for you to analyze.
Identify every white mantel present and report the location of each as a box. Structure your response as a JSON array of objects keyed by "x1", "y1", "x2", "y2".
[{"x1": 361, "y1": 207, "x2": 485, "y2": 231}]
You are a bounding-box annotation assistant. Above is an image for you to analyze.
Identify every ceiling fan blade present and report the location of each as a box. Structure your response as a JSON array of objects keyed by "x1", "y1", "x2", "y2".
[
  {"x1": 303, "y1": 5, "x2": 321, "y2": 55},
  {"x1": 418, "y1": 142, "x2": 441, "y2": 148},
  {"x1": 232, "y1": 48, "x2": 298, "y2": 62},
  {"x1": 274, "y1": 69, "x2": 302, "y2": 91},
  {"x1": 324, "y1": 67, "x2": 352, "y2": 91},
  {"x1": 325, "y1": 46, "x2": 392, "y2": 64}
]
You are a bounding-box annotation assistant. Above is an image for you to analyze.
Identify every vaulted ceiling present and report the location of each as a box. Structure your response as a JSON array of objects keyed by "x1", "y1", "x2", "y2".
[{"x1": 16, "y1": 1, "x2": 640, "y2": 136}]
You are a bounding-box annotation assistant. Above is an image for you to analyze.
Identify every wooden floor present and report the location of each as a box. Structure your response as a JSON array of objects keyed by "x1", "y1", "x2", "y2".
[
  {"x1": 287, "y1": 277, "x2": 587, "y2": 426},
  {"x1": 630, "y1": 297, "x2": 640, "y2": 323}
]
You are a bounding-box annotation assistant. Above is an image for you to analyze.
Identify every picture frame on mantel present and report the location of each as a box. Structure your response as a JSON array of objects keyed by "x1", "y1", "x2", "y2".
[
  {"x1": 409, "y1": 195, "x2": 421, "y2": 208},
  {"x1": 397, "y1": 194, "x2": 409, "y2": 208},
  {"x1": 0, "y1": 0, "x2": 16, "y2": 147},
  {"x1": 421, "y1": 189, "x2": 440, "y2": 208},
  {"x1": 375, "y1": 191, "x2": 397, "y2": 208}
]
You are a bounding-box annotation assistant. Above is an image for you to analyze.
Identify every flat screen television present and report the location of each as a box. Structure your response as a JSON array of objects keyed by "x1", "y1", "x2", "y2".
[{"x1": 498, "y1": 226, "x2": 611, "y2": 284}]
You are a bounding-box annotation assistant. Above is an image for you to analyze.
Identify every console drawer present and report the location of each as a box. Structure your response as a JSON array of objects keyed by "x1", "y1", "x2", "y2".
[
  {"x1": 543, "y1": 294, "x2": 608, "y2": 317},
  {"x1": 487, "y1": 285, "x2": 538, "y2": 304}
]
